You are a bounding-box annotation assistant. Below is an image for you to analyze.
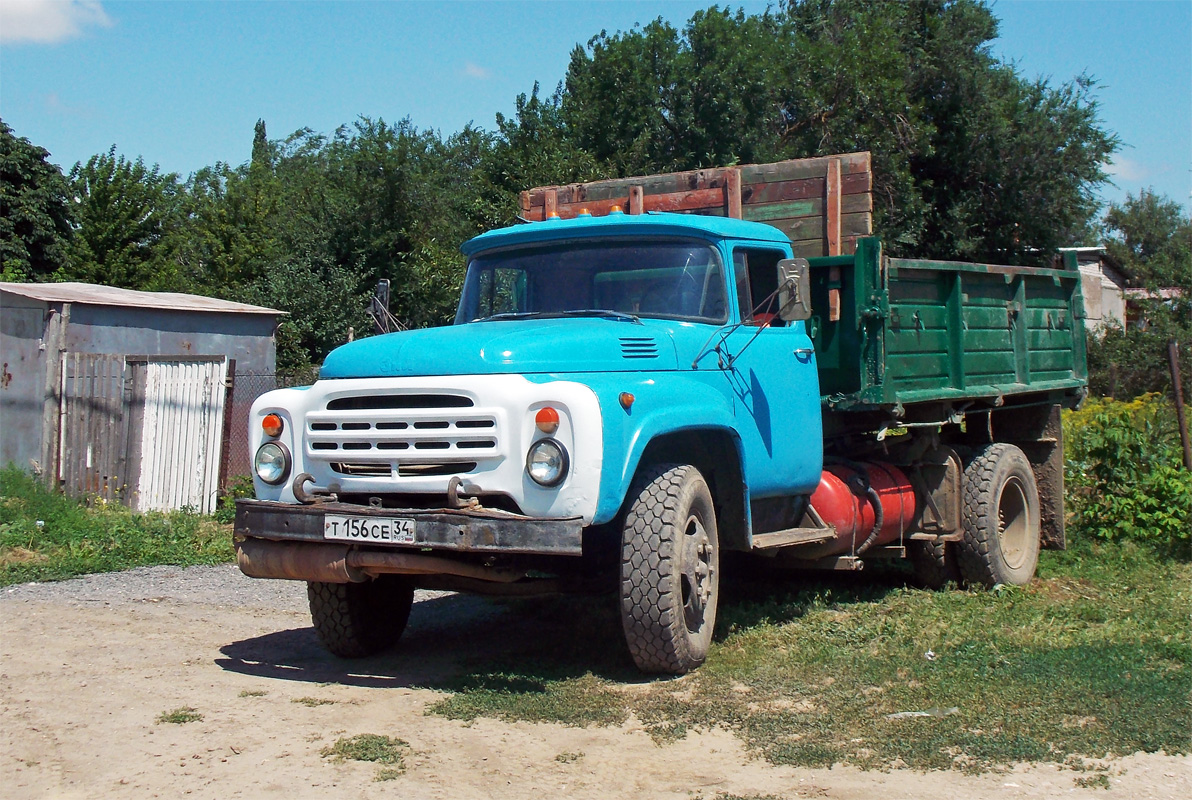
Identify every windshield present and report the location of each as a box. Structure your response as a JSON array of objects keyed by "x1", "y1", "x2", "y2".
[{"x1": 454, "y1": 239, "x2": 728, "y2": 325}]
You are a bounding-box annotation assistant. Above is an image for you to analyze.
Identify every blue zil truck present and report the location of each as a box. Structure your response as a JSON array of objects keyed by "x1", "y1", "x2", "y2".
[{"x1": 235, "y1": 155, "x2": 1087, "y2": 674}]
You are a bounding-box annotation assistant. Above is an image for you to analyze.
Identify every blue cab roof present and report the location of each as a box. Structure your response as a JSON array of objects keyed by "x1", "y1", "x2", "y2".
[{"x1": 460, "y1": 211, "x2": 791, "y2": 256}]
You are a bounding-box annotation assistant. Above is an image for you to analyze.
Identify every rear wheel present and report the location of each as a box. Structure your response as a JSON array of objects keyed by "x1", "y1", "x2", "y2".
[
  {"x1": 620, "y1": 464, "x2": 720, "y2": 674},
  {"x1": 958, "y1": 443, "x2": 1041, "y2": 587},
  {"x1": 307, "y1": 575, "x2": 414, "y2": 658}
]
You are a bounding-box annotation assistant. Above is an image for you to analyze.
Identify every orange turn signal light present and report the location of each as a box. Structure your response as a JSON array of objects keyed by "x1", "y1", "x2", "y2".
[
  {"x1": 619, "y1": 392, "x2": 635, "y2": 410},
  {"x1": 535, "y1": 407, "x2": 560, "y2": 434},
  {"x1": 262, "y1": 413, "x2": 284, "y2": 438}
]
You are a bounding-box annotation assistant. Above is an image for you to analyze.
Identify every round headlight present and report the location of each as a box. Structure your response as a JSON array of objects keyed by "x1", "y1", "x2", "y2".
[
  {"x1": 254, "y1": 442, "x2": 291, "y2": 485},
  {"x1": 526, "y1": 438, "x2": 568, "y2": 487}
]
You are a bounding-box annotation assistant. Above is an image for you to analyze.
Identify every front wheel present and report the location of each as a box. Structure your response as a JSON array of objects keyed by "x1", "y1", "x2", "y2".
[
  {"x1": 620, "y1": 464, "x2": 719, "y2": 674},
  {"x1": 957, "y1": 443, "x2": 1041, "y2": 587},
  {"x1": 307, "y1": 575, "x2": 414, "y2": 658}
]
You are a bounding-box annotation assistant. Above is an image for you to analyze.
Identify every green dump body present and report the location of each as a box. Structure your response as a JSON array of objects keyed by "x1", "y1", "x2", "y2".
[{"x1": 810, "y1": 238, "x2": 1088, "y2": 413}]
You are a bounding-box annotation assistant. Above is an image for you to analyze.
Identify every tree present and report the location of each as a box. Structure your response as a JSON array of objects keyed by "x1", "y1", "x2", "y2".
[
  {"x1": 0, "y1": 120, "x2": 74, "y2": 281},
  {"x1": 1104, "y1": 190, "x2": 1192, "y2": 289},
  {"x1": 64, "y1": 147, "x2": 183, "y2": 290},
  {"x1": 1087, "y1": 190, "x2": 1191, "y2": 399}
]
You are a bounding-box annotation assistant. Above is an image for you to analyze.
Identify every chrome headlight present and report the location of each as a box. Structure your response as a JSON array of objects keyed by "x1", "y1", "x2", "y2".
[
  {"x1": 254, "y1": 442, "x2": 291, "y2": 485},
  {"x1": 526, "y1": 439, "x2": 568, "y2": 487}
]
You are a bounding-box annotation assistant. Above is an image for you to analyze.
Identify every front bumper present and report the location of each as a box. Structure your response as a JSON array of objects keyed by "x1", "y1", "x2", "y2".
[{"x1": 234, "y1": 498, "x2": 585, "y2": 556}]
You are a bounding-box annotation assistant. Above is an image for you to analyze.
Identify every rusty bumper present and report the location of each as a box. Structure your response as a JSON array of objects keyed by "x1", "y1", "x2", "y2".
[{"x1": 233, "y1": 499, "x2": 585, "y2": 556}]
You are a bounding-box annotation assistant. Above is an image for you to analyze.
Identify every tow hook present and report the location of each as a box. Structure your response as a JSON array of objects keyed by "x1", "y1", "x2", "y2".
[
  {"x1": 292, "y1": 473, "x2": 337, "y2": 504},
  {"x1": 447, "y1": 476, "x2": 482, "y2": 510}
]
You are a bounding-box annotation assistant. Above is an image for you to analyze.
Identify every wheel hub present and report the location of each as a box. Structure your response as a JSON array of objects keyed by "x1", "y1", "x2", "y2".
[{"x1": 680, "y1": 516, "x2": 715, "y2": 632}]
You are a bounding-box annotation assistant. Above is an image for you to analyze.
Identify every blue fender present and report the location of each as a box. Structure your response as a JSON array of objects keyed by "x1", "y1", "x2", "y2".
[{"x1": 534, "y1": 372, "x2": 746, "y2": 525}]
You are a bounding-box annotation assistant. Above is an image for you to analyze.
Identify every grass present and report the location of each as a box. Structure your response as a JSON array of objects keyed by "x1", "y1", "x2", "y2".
[
  {"x1": 0, "y1": 466, "x2": 234, "y2": 586},
  {"x1": 292, "y1": 696, "x2": 336, "y2": 707},
  {"x1": 427, "y1": 540, "x2": 1191, "y2": 773},
  {"x1": 157, "y1": 707, "x2": 202, "y2": 724},
  {"x1": 322, "y1": 733, "x2": 409, "y2": 780}
]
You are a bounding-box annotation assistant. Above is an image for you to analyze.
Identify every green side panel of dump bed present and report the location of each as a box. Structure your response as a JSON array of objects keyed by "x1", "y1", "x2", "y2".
[{"x1": 808, "y1": 238, "x2": 1088, "y2": 411}]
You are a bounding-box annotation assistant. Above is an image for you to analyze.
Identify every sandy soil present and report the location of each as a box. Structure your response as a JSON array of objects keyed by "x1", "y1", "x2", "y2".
[{"x1": 1, "y1": 565, "x2": 1188, "y2": 800}]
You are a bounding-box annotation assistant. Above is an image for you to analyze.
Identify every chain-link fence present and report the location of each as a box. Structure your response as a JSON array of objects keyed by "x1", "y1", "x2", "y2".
[{"x1": 220, "y1": 366, "x2": 319, "y2": 490}]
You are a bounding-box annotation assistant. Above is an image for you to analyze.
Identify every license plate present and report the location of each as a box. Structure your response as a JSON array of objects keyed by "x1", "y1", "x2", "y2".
[{"x1": 324, "y1": 514, "x2": 416, "y2": 544}]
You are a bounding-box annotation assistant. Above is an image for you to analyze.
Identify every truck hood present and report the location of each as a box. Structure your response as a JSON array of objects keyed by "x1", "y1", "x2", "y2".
[{"x1": 319, "y1": 318, "x2": 691, "y2": 378}]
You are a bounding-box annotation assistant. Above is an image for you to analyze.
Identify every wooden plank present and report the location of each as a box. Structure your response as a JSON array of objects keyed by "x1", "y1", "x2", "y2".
[
  {"x1": 738, "y1": 152, "x2": 870, "y2": 183},
  {"x1": 826, "y1": 157, "x2": 842, "y2": 256},
  {"x1": 629, "y1": 185, "x2": 644, "y2": 215},
  {"x1": 841, "y1": 171, "x2": 872, "y2": 195},
  {"x1": 767, "y1": 211, "x2": 871, "y2": 244},
  {"x1": 790, "y1": 235, "x2": 862, "y2": 259},
  {"x1": 743, "y1": 199, "x2": 818, "y2": 223},
  {"x1": 519, "y1": 190, "x2": 532, "y2": 216},
  {"x1": 544, "y1": 189, "x2": 558, "y2": 218},
  {"x1": 745, "y1": 193, "x2": 871, "y2": 219},
  {"x1": 643, "y1": 188, "x2": 725, "y2": 213},
  {"x1": 726, "y1": 168, "x2": 742, "y2": 219}
]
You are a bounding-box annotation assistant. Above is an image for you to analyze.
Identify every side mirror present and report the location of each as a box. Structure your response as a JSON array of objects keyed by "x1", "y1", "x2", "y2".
[{"x1": 777, "y1": 258, "x2": 812, "y2": 322}]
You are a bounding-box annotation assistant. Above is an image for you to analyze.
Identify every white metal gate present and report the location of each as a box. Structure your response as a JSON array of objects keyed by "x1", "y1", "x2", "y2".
[{"x1": 135, "y1": 358, "x2": 228, "y2": 514}]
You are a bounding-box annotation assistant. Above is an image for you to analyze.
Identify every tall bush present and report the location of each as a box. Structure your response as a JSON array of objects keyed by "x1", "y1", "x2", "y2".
[{"x1": 1063, "y1": 396, "x2": 1191, "y2": 559}]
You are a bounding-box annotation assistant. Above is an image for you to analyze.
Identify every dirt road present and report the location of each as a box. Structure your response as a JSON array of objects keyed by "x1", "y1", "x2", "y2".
[{"x1": 1, "y1": 565, "x2": 1187, "y2": 799}]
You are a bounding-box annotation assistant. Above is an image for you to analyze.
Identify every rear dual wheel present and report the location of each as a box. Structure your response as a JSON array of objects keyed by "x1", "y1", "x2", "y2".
[{"x1": 957, "y1": 443, "x2": 1041, "y2": 587}]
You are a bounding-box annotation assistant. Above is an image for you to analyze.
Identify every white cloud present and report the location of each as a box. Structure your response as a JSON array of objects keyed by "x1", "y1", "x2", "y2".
[
  {"x1": 1105, "y1": 156, "x2": 1150, "y2": 183},
  {"x1": 0, "y1": 0, "x2": 112, "y2": 44},
  {"x1": 463, "y1": 62, "x2": 490, "y2": 80}
]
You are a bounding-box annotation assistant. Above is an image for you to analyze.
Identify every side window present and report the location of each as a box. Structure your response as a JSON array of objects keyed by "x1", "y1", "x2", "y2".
[
  {"x1": 733, "y1": 249, "x2": 785, "y2": 327},
  {"x1": 476, "y1": 268, "x2": 528, "y2": 318}
]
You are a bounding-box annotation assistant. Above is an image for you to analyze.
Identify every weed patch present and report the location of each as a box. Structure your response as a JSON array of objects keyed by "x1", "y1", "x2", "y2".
[
  {"x1": 293, "y1": 696, "x2": 336, "y2": 707},
  {"x1": 322, "y1": 734, "x2": 408, "y2": 780},
  {"x1": 156, "y1": 707, "x2": 202, "y2": 724},
  {"x1": 0, "y1": 466, "x2": 234, "y2": 585}
]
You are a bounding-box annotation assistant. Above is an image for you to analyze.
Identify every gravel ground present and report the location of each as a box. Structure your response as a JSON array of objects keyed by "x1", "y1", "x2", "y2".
[{"x1": 0, "y1": 563, "x2": 451, "y2": 613}]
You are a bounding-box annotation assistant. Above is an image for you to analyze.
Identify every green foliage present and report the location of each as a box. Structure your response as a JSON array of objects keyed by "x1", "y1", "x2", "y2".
[
  {"x1": 427, "y1": 542, "x2": 1190, "y2": 772},
  {"x1": 0, "y1": 119, "x2": 75, "y2": 281},
  {"x1": 1063, "y1": 397, "x2": 1191, "y2": 558},
  {"x1": 62, "y1": 147, "x2": 184, "y2": 290},
  {"x1": 0, "y1": 466, "x2": 234, "y2": 586},
  {"x1": 214, "y1": 474, "x2": 255, "y2": 524},
  {"x1": 1104, "y1": 190, "x2": 1192, "y2": 290}
]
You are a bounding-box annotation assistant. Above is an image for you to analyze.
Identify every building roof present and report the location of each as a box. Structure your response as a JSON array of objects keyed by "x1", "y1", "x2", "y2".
[{"x1": 0, "y1": 282, "x2": 284, "y2": 315}]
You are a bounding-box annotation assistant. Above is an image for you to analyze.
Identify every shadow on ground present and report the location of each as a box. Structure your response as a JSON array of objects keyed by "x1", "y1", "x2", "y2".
[{"x1": 216, "y1": 557, "x2": 914, "y2": 692}]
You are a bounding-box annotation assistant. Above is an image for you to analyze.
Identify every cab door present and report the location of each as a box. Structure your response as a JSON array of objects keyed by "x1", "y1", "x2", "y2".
[{"x1": 722, "y1": 246, "x2": 823, "y2": 497}]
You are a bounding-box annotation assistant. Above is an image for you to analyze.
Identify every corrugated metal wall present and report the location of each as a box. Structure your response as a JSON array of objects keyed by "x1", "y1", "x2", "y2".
[{"x1": 135, "y1": 358, "x2": 228, "y2": 514}]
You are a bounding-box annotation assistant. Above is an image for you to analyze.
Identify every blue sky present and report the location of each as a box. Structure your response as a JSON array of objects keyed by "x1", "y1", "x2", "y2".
[{"x1": 2, "y1": 0, "x2": 1189, "y2": 210}]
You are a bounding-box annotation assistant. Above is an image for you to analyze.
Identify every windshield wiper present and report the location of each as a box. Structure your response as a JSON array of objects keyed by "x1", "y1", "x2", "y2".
[
  {"x1": 473, "y1": 311, "x2": 545, "y2": 322},
  {"x1": 559, "y1": 309, "x2": 642, "y2": 324}
]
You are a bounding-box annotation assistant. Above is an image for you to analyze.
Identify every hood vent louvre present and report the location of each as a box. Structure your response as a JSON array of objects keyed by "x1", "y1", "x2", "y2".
[{"x1": 620, "y1": 337, "x2": 659, "y2": 360}]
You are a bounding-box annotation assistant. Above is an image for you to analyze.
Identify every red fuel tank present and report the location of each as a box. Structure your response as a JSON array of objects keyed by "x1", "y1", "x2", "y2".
[{"x1": 810, "y1": 463, "x2": 917, "y2": 554}]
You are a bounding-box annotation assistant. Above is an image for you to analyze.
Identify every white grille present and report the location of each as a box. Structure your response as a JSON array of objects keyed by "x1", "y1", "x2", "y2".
[{"x1": 304, "y1": 394, "x2": 499, "y2": 466}]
